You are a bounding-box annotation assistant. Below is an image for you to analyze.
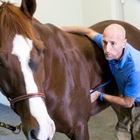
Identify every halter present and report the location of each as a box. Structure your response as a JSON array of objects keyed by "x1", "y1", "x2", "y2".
[
  {"x1": 0, "y1": 85, "x2": 46, "y2": 111},
  {"x1": 0, "y1": 85, "x2": 46, "y2": 134},
  {"x1": 8, "y1": 93, "x2": 46, "y2": 110},
  {"x1": 90, "y1": 77, "x2": 113, "y2": 94}
]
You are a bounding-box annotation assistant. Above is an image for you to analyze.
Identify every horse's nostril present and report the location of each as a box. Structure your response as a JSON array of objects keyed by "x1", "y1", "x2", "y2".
[
  {"x1": 29, "y1": 130, "x2": 52, "y2": 140},
  {"x1": 30, "y1": 129, "x2": 38, "y2": 140}
]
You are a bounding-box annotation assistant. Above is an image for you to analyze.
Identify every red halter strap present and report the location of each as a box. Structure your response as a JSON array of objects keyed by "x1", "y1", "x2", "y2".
[{"x1": 9, "y1": 93, "x2": 46, "y2": 110}]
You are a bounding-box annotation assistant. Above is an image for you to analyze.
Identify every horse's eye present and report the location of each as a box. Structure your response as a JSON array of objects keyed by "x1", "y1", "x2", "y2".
[
  {"x1": 43, "y1": 48, "x2": 46, "y2": 54},
  {"x1": 29, "y1": 59, "x2": 38, "y2": 72},
  {"x1": 0, "y1": 59, "x2": 4, "y2": 68}
]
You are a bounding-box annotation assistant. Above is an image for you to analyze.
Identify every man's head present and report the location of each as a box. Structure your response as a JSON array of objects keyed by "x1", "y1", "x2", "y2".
[{"x1": 102, "y1": 24, "x2": 127, "y2": 60}]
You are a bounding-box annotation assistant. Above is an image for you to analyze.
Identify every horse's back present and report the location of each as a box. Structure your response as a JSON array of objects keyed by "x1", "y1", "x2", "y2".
[{"x1": 90, "y1": 20, "x2": 140, "y2": 50}]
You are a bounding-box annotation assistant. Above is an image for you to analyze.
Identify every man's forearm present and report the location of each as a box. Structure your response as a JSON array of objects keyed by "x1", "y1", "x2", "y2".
[
  {"x1": 60, "y1": 26, "x2": 89, "y2": 35},
  {"x1": 60, "y1": 26, "x2": 98, "y2": 40},
  {"x1": 103, "y1": 94, "x2": 135, "y2": 108}
]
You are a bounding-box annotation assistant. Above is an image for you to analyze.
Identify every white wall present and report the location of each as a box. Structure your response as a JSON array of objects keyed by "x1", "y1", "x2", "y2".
[
  {"x1": 0, "y1": 95, "x2": 10, "y2": 106},
  {"x1": 11, "y1": 0, "x2": 83, "y2": 26},
  {"x1": 123, "y1": 0, "x2": 140, "y2": 29},
  {"x1": 81, "y1": 0, "x2": 120, "y2": 27},
  {"x1": 6, "y1": 0, "x2": 140, "y2": 29},
  {"x1": 34, "y1": 0, "x2": 83, "y2": 26},
  {"x1": 81, "y1": 0, "x2": 140, "y2": 29}
]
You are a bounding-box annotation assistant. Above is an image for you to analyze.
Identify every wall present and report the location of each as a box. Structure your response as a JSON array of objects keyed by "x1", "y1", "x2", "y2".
[
  {"x1": 81, "y1": 0, "x2": 120, "y2": 27},
  {"x1": 0, "y1": 94, "x2": 10, "y2": 106},
  {"x1": 3, "y1": 0, "x2": 140, "y2": 28},
  {"x1": 81, "y1": 0, "x2": 140, "y2": 29},
  {"x1": 11, "y1": 0, "x2": 83, "y2": 26},
  {"x1": 34, "y1": 0, "x2": 83, "y2": 26},
  {"x1": 122, "y1": 0, "x2": 140, "y2": 29}
]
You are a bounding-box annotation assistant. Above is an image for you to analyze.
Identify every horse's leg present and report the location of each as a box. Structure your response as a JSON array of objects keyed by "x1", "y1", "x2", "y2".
[
  {"x1": 111, "y1": 103, "x2": 120, "y2": 119},
  {"x1": 91, "y1": 100, "x2": 110, "y2": 116},
  {"x1": 67, "y1": 122, "x2": 89, "y2": 140},
  {"x1": 111, "y1": 91, "x2": 121, "y2": 119}
]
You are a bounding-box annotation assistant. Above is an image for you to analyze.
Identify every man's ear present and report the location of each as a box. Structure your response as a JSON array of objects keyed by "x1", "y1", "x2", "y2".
[{"x1": 123, "y1": 39, "x2": 127, "y2": 48}]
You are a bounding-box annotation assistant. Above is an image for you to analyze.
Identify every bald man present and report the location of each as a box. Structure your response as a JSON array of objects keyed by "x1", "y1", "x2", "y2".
[{"x1": 61, "y1": 24, "x2": 140, "y2": 140}]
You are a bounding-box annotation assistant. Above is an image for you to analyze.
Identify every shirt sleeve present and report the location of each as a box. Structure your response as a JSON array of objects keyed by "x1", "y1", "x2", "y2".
[
  {"x1": 93, "y1": 34, "x2": 103, "y2": 49},
  {"x1": 125, "y1": 71, "x2": 140, "y2": 100}
]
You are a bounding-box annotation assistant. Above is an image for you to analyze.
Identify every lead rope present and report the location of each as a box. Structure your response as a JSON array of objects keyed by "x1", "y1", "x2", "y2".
[
  {"x1": 90, "y1": 77, "x2": 113, "y2": 94},
  {"x1": 0, "y1": 121, "x2": 22, "y2": 134},
  {"x1": 0, "y1": 86, "x2": 22, "y2": 134},
  {"x1": 0, "y1": 82, "x2": 22, "y2": 134}
]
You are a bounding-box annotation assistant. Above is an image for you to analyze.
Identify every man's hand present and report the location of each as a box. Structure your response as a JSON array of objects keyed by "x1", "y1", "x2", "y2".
[{"x1": 90, "y1": 91, "x2": 101, "y2": 103}]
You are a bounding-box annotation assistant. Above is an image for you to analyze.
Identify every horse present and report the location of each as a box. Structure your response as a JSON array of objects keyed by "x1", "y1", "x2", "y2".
[{"x1": 1, "y1": 0, "x2": 140, "y2": 140}]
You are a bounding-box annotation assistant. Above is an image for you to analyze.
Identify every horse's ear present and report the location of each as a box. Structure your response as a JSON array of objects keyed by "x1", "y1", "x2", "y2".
[{"x1": 20, "y1": 0, "x2": 36, "y2": 20}]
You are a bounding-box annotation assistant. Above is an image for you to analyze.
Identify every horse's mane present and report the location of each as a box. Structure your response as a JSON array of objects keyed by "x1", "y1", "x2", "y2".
[{"x1": 0, "y1": 1, "x2": 39, "y2": 43}]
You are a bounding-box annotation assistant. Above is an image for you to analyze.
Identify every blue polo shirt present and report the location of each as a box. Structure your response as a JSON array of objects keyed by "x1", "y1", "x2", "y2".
[{"x1": 94, "y1": 34, "x2": 140, "y2": 102}]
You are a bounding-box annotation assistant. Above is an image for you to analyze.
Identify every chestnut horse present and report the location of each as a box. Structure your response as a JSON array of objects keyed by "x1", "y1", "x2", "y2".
[{"x1": 1, "y1": 0, "x2": 140, "y2": 140}]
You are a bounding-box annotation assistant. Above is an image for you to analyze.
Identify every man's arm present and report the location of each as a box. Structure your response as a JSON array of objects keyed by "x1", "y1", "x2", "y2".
[
  {"x1": 91, "y1": 91, "x2": 135, "y2": 108},
  {"x1": 60, "y1": 26, "x2": 99, "y2": 40}
]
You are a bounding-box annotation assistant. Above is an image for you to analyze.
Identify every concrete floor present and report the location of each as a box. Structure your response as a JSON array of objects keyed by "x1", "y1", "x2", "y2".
[{"x1": 0, "y1": 103, "x2": 117, "y2": 140}]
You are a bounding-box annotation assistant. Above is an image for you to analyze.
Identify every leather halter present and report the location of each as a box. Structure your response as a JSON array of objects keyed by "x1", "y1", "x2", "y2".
[
  {"x1": 0, "y1": 84, "x2": 46, "y2": 111},
  {"x1": 9, "y1": 93, "x2": 46, "y2": 110},
  {"x1": 0, "y1": 86, "x2": 46, "y2": 134},
  {"x1": 0, "y1": 85, "x2": 46, "y2": 112}
]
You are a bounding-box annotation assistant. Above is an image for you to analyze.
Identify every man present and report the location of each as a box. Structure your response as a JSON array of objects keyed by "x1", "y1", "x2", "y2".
[{"x1": 60, "y1": 24, "x2": 140, "y2": 140}]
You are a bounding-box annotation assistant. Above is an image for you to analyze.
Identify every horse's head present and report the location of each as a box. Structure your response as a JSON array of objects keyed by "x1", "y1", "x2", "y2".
[{"x1": 0, "y1": 0, "x2": 55, "y2": 139}]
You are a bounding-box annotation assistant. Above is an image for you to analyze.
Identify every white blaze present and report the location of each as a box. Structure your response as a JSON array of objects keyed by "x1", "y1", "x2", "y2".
[
  {"x1": 12, "y1": 35, "x2": 37, "y2": 93},
  {"x1": 12, "y1": 35, "x2": 55, "y2": 140}
]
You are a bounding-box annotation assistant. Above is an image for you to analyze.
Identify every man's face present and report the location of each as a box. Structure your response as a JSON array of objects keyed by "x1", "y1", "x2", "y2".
[{"x1": 102, "y1": 30, "x2": 126, "y2": 61}]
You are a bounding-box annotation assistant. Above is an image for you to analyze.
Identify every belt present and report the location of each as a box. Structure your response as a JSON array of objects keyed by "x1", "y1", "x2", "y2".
[{"x1": 134, "y1": 102, "x2": 140, "y2": 107}]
